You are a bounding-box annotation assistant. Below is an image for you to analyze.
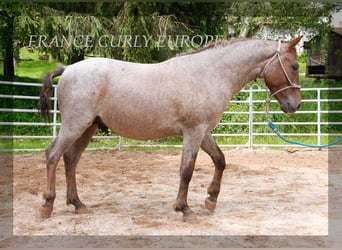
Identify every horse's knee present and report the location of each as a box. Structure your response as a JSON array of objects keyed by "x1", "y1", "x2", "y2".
[
  {"x1": 216, "y1": 152, "x2": 226, "y2": 170},
  {"x1": 212, "y1": 148, "x2": 225, "y2": 171}
]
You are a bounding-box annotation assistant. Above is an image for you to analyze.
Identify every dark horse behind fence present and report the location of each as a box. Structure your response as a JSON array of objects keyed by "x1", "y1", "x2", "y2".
[{"x1": 39, "y1": 36, "x2": 302, "y2": 219}]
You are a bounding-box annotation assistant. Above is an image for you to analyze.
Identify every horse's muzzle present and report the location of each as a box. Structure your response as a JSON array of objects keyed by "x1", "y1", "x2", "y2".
[{"x1": 281, "y1": 101, "x2": 302, "y2": 114}]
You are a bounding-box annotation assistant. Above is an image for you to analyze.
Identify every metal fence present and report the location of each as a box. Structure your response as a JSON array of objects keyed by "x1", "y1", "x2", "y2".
[{"x1": 1, "y1": 80, "x2": 341, "y2": 152}]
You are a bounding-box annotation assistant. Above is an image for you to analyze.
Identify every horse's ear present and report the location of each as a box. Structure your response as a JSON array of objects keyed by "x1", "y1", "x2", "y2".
[{"x1": 288, "y1": 36, "x2": 303, "y2": 51}]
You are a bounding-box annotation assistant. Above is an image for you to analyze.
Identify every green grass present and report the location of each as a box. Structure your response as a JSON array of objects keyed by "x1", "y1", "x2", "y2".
[
  {"x1": 0, "y1": 49, "x2": 57, "y2": 82},
  {"x1": 3, "y1": 134, "x2": 338, "y2": 152},
  {"x1": 15, "y1": 49, "x2": 58, "y2": 80}
]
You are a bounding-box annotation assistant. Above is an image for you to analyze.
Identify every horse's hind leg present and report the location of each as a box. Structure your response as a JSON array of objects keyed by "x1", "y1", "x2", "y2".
[
  {"x1": 40, "y1": 124, "x2": 92, "y2": 218},
  {"x1": 63, "y1": 124, "x2": 98, "y2": 214},
  {"x1": 40, "y1": 139, "x2": 59, "y2": 218},
  {"x1": 201, "y1": 132, "x2": 226, "y2": 212}
]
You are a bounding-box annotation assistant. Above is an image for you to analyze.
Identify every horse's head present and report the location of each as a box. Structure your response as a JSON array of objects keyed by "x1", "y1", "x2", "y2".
[{"x1": 262, "y1": 36, "x2": 303, "y2": 114}]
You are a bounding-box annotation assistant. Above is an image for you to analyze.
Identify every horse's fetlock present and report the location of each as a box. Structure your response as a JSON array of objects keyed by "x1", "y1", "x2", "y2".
[
  {"x1": 207, "y1": 183, "x2": 220, "y2": 197},
  {"x1": 173, "y1": 200, "x2": 186, "y2": 212},
  {"x1": 173, "y1": 200, "x2": 193, "y2": 216},
  {"x1": 66, "y1": 197, "x2": 85, "y2": 210},
  {"x1": 43, "y1": 191, "x2": 56, "y2": 201}
]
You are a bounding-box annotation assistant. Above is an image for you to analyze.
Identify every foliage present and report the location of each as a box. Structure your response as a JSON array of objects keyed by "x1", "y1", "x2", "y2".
[
  {"x1": 0, "y1": 2, "x2": 43, "y2": 77},
  {"x1": 1, "y1": 2, "x2": 338, "y2": 70}
]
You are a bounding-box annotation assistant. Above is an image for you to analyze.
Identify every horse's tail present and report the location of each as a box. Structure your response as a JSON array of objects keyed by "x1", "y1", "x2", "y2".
[{"x1": 39, "y1": 64, "x2": 65, "y2": 122}]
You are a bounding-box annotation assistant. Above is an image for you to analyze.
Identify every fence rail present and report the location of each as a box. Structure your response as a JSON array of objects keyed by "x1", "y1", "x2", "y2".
[{"x1": 1, "y1": 80, "x2": 341, "y2": 152}]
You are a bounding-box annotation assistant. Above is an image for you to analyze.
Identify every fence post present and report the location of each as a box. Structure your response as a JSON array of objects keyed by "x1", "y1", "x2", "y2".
[
  {"x1": 52, "y1": 86, "x2": 58, "y2": 139},
  {"x1": 317, "y1": 89, "x2": 321, "y2": 145},
  {"x1": 118, "y1": 136, "x2": 123, "y2": 150},
  {"x1": 247, "y1": 84, "x2": 262, "y2": 148},
  {"x1": 248, "y1": 87, "x2": 254, "y2": 148}
]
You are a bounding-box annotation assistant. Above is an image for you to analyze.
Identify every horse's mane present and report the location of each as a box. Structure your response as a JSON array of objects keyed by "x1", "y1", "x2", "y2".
[
  {"x1": 177, "y1": 37, "x2": 250, "y2": 57},
  {"x1": 177, "y1": 37, "x2": 279, "y2": 57}
]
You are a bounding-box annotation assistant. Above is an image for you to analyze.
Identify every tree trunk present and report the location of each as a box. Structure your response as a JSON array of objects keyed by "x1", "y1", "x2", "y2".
[{"x1": 3, "y1": 15, "x2": 15, "y2": 79}]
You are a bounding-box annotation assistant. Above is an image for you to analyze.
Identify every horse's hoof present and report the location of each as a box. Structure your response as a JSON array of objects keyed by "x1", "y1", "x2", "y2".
[
  {"x1": 39, "y1": 205, "x2": 53, "y2": 219},
  {"x1": 75, "y1": 205, "x2": 88, "y2": 214},
  {"x1": 205, "y1": 197, "x2": 217, "y2": 212},
  {"x1": 182, "y1": 212, "x2": 198, "y2": 224}
]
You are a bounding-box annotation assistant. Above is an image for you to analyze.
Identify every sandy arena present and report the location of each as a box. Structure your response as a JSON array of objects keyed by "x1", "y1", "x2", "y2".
[{"x1": 1, "y1": 148, "x2": 342, "y2": 247}]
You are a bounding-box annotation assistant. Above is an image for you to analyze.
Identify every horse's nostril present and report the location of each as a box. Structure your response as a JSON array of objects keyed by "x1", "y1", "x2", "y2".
[{"x1": 296, "y1": 102, "x2": 302, "y2": 110}]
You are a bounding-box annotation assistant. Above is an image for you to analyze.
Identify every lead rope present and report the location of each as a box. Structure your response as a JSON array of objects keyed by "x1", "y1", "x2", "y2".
[
  {"x1": 267, "y1": 121, "x2": 342, "y2": 149},
  {"x1": 266, "y1": 86, "x2": 342, "y2": 149},
  {"x1": 263, "y1": 40, "x2": 342, "y2": 149}
]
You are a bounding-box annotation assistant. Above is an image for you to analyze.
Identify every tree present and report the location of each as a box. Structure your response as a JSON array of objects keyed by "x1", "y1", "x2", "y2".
[
  {"x1": 0, "y1": 2, "x2": 41, "y2": 79},
  {"x1": 1, "y1": 2, "x2": 337, "y2": 78},
  {"x1": 225, "y1": 2, "x2": 335, "y2": 38},
  {"x1": 0, "y1": 3, "x2": 17, "y2": 79},
  {"x1": 39, "y1": 13, "x2": 109, "y2": 64}
]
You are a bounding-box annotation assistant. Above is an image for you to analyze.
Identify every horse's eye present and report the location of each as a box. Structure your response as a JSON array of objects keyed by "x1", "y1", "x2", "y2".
[{"x1": 292, "y1": 64, "x2": 299, "y2": 71}]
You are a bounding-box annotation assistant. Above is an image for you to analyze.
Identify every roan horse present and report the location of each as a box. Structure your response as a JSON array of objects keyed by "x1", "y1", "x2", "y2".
[{"x1": 39, "y1": 36, "x2": 302, "y2": 219}]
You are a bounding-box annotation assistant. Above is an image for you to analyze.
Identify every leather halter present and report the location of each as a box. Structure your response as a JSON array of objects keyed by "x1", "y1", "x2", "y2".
[
  {"x1": 260, "y1": 40, "x2": 301, "y2": 120},
  {"x1": 260, "y1": 40, "x2": 301, "y2": 98}
]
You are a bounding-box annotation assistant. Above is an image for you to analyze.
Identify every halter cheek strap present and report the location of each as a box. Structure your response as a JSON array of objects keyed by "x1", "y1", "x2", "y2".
[
  {"x1": 260, "y1": 40, "x2": 301, "y2": 120},
  {"x1": 261, "y1": 40, "x2": 301, "y2": 96}
]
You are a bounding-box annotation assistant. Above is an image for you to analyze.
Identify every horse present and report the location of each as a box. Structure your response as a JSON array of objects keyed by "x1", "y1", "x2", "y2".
[{"x1": 39, "y1": 36, "x2": 302, "y2": 219}]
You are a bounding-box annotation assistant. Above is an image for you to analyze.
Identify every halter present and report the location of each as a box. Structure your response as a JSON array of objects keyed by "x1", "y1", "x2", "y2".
[
  {"x1": 261, "y1": 41, "x2": 342, "y2": 148},
  {"x1": 260, "y1": 40, "x2": 301, "y2": 120}
]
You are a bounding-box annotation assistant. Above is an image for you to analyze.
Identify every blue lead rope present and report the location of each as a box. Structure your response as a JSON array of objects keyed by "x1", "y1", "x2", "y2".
[{"x1": 268, "y1": 121, "x2": 342, "y2": 149}]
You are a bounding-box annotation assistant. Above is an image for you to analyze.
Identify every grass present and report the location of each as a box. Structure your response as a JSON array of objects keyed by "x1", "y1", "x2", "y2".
[
  {"x1": 4, "y1": 133, "x2": 339, "y2": 152},
  {"x1": 16, "y1": 49, "x2": 58, "y2": 80},
  {"x1": 0, "y1": 49, "x2": 57, "y2": 82}
]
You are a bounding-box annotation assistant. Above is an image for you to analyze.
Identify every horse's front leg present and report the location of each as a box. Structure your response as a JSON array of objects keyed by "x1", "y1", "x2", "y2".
[
  {"x1": 201, "y1": 132, "x2": 226, "y2": 212},
  {"x1": 173, "y1": 127, "x2": 205, "y2": 217}
]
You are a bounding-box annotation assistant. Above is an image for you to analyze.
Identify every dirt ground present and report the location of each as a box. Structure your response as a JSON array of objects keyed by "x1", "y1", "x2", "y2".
[{"x1": 1, "y1": 148, "x2": 342, "y2": 247}]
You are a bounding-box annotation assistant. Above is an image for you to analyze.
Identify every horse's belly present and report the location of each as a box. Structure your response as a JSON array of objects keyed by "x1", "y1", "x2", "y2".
[{"x1": 102, "y1": 115, "x2": 181, "y2": 141}]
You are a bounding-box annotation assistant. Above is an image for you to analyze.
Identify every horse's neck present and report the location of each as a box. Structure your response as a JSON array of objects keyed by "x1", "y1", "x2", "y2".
[{"x1": 197, "y1": 39, "x2": 277, "y2": 97}]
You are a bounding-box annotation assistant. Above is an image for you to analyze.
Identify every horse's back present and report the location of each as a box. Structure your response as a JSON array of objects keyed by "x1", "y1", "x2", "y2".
[
  {"x1": 56, "y1": 57, "x2": 225, "y2": 140},
  {"x1": 56, "y1": 58, "x2": 184, "y2": 139}
]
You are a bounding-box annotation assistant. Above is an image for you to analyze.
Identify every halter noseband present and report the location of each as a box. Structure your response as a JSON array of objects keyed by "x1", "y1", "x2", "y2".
[{"x1": 260, "y1": 40, "x2": 301, "y2": 120}]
